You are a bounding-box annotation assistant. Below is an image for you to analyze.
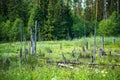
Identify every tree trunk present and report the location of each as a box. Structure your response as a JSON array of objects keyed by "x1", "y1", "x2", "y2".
[
  {"x1": 94, "y1": 0, "x2": 98, "y2": 55},
  {"x1": 30, "y1": 26, "x2": 35, "y2": 54},
  {"x1": 35, "y1": 21, "x2": 37, "y2": 54},
  {"x1": 117, "y1": 0, "x2": 119, "y2": 14},
  {"x1": 101, "y1": 36, "x2": 104, "y2": 50},
  {"x1": 104, "y1": 0, "x2": 107, "y2": 19}
]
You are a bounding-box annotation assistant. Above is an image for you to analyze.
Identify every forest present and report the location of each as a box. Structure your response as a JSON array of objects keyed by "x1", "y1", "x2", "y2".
[
  {"x1": 0, "y1": 0, "x2": 120, "y2": 80},
  {"x1": 0, "y1": 0, "x2": 120, "y2": 41}
]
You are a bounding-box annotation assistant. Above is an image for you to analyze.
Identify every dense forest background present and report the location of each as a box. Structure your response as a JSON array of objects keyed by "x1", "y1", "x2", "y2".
[{"x1": 0, "y1": 0, "x2": 120, "y2": 41}]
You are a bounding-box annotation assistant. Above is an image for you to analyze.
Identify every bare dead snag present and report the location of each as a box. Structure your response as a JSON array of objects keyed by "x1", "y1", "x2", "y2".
[
  {"x1": 91, "y1": 55, "x2": 94, "y2": 63},
  {"x1": 99, "y1": 48, "x2": 106, "y2": 57},
  {"x1": 112, "y1": 38, "x2": 115, "y2": 45},
  {"x1": 20, "y1": 48, "x2": 22, "y2": 61},
  {"x1": 62, "y1": 54, "x2": 66, "y2": 64},
  {"x1": 24, "y1": 48, "x2": 28, "y2": 63},
  {"x1": 82, "y1": 45, "x2": 85, "y2": 52},
  {"x1": 30, "y1": 26, "x2": 35, "y2": 54},
  {"x1": 58, "y1": 63, "x2": 73, "y2": 69},
  {"x1": 47, "y1": 47, "x2": 52, "y2": 55},
  {"x1": 86, "y1": 42, "x2": 88, "y2": 50}
]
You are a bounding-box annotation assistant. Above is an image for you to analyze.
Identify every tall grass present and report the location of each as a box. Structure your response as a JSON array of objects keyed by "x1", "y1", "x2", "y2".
[{"x1": 0, "y1": 37, "x2": 120, "y2": 80}]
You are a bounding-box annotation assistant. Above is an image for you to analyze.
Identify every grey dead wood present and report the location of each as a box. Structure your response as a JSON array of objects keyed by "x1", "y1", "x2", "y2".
[
  {"x1": 60, "y1": 43, "x2": 62, "y2": 50},
  {"x1": 101, "y1": 36, "x2": 104, "y2": 50},
  {"x1": 20, "y1": 48, "x2": 22, "y2": 60},
  {"x1": 24, "y1": 48, "x2": 28, "y2": 63},
  {"x1": 35, "y1": 21, "x2": 37, "y2": 54},
  {"x1": 62, "y1": 54, "x2": 66, "y2": 64},
  {"x1": 58, "y1": 63, "x2": 73, "y2": 69},
  {"x1": 47, "y1": 48, "x2": 52, "y2": 55},
  {"x1": 112, "y1": 38, "x2": 115, "y2": 45},
  {"x1": 72, "y1": 48, "x2": 76, "y2": 57},
  {"x1": 30, "y1": 26, "x2": 36, "y2": 55},
  {"x1": 91, "y1": 55, "x2": 94, "y2": 63},
  {"x1": 99, "y1": 48, "x2": 106, "y2": 57},
  {"x1": 82, "y1": 45, "x2": 85, "y2": 52},
  {"x1": 86, "y1": 42, "x2": 88, "y2": 50},
  {"x1": 75, "y1": 54, "x2": 79, "y2": 63},
  {"x1": 6, "y1": 58, "x2": 10, "y2": 66}
]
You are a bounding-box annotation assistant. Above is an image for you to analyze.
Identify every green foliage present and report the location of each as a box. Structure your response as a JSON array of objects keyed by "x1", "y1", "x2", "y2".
[
  {"x1": 12, "y1": 18, "x2": 24, "y2": 41},
  {"x1": 98, "y1": 12, "x2": 120, "y2": 36},
  {"x1": 0, "y1": 20, "x2": 12, "y2": 41},
  {"x1": 98, "y1": 19, "x2": 115, "y2": 36},
  {"x1": 0, "y1": 0, "x2": 120, "y2": 41},
  {"x1": 72, "y1": 16, "x2": 84, "y2": 37},
  {"x1": 0, "y1": 37, "x2": 120, "y2": 80},
  {"x1": 72, "y1": 16, "x2": 94, "y2": 38}
]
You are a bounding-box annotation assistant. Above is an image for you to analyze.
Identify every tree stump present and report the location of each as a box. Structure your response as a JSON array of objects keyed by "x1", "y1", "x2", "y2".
[
  {"x1": 82, "y1": 45, "x2": 85, "y2": 52},
  {"x1": 20, "y1": 48, "x2": 22, "y2": 60},
  {"x1": 47, "y1": 48, "x2": 52, "y2": 55},
  {"x1": 60, "y1": 43, "x2": 62, "y2": 50},
  {"x1": 86, "y1": 42, "x2": 88, "y2": 50},
  {"x1": 101, "y1": 36, "x2": 104, "y2": 50},
  {"x1": 62, "y1": 54, "x2": 66, "y2": 64},
  {"x1": 72, "y1": 48, "x2": 76, "y2": 57},
  {"x1": 99, "y1": 48, "x2": 106, "y2": 57},
  {"x1": 24, "y1": 48, "x2": 28, "y2": 63},
  {"x1": 6, "y1": 58, "x2": 10, "y2": 66},
  {"x1": 91, "y1": 55, "x2": 94, "y2": 63},
  {"x1": 112, "y1": 38, "x2": 115, "y2": 45}
]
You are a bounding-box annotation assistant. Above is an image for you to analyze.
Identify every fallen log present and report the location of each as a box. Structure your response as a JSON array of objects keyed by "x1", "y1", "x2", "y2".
[
  {"x1": 37, "y1": 59, "x2": 120, "y2": 67},
  {"x1": 58, "y1": 63, "x2": 74, "y2": 69}
]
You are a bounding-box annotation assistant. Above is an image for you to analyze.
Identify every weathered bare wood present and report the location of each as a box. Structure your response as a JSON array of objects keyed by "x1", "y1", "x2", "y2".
[
  {"x1": 91, "y1": 55, "x2": 94, "y2": 63},
  {"x1": 20, "y1": 48, "x2": 22, "y2": 60},
  {"x1": 82, "y1": 45, "x2": 85, "y2": 52},
  {"x1": 72, "y1": 48, "x2": 76, "y2": 57},
  {"x1": 24, "y1": 48, "x2": 28, "y2": 63},
  {"x1": 60, "y1": 43, "x2": 62, "y2": 50},
  {"x1": 6, "y1": 58, "x2": 10, "y2": 66},
  {"x1": 99, "y1": 48, "x2": 106, "y2": 57},
  {"x1": 62, "y1": 54, "x2": 66, "y2": 64},
  {"x1": 30, "y1": 26, "x2": 35, "y2": 54},
  {"x1": 36, "y1": 58, "x2": 120, "y2": 67},
  {"x1": 112, "y1": 38, "x2": 115, "y2": 45},
  {"x1": 58, "y1": 63, "x2": 74, "y2": 69},
  {"x1": 35, "y1": 21, "x2": 37, "y2": 54},
  {"x1": 101, "y1": 36, "x2": 104, "y2": 50},
  {"x1": 47, "y1": 47, "x2": 52, "y2": 55},
  {"x1": 86, "y1": 42, "x2": 88, "y2": 50}
]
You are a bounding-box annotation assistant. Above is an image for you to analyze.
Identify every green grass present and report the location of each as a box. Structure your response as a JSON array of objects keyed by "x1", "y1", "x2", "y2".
[{"x1": 0, "y1": 37, "x2": 120, "y2": 80}]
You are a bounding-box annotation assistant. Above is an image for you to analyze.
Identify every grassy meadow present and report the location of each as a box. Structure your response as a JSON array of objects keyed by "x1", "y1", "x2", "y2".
[{"x1": 0, "y1": 37, "x2": 120, "y2": 80}]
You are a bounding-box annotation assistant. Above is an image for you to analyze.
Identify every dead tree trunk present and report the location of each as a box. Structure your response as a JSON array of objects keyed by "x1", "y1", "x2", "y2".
[
  {"x1": 112, "y1": 38, "x2": 115, "y2": 45},
  {"x1": 20, "y1": 48, "x2": 22, "y2": 62},
  {"x1": 35, "y1": 21, "x2": 37, "y2": 54},
  {"x1": 60, "y1": 43, "x2": 62, "y2": 50},
  {"x1": 30, "y1": 26, "x2": 35, "y2": 54},
  {"x1": 117, "y1": 0, "x2": 119, "y2": 14},
  {"x1": 86, "y1": 42, "x2": 88, "y2": 50},
  {"x1": 93, "y1": 0, "x2": 98, "y2": 63},
  {"x1": 101, "y1": 36, "x2": 104, "y2": 50},
  {"x1": 62, "y1": 54, "x2": 66, "y2": 64}
]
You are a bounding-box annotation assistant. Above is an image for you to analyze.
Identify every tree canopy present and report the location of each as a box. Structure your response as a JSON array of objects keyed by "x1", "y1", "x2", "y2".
[{"x1": 0, "y1": 0, "x2": 120, "y2": 41}]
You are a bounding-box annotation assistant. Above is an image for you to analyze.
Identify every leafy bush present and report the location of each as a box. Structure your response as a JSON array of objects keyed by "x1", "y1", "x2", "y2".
[{"x1": 98, "y1": 12, "x2": 120, "y2": 36}]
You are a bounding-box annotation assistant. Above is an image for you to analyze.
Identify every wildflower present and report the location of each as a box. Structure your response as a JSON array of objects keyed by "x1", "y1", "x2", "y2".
[
  {"x1": 95, "y1": 69, "x2": 99, "y2": 74},
  {"x1": 51, "y1": 76, "x2": 56, "y2": 80},
  {"x1": 51, "y1": 77, "x2": 56, "y2": 80},
  {"x1": 103, "y1": 74, "x2": 106, "y2": 77},
  {"x1": 101, "y1": 70, "x2": 104, "y2": 74}
]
